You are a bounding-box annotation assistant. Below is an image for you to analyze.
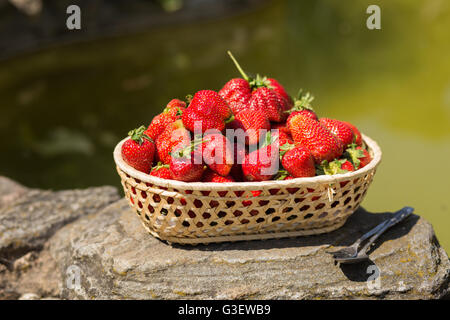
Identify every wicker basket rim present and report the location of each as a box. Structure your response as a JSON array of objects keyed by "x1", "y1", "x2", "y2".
[{"x1": 113, "y1": 133, "x2": 382, "y2": 190}]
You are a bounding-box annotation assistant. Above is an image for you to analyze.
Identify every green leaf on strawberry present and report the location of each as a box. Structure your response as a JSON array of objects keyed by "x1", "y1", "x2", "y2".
[
  {"x1": 344, "y1": 143, "x2": 366, "y2": 168},
  {"x1": 128, "y1": 125, "x2": 152, "y2": 145}
]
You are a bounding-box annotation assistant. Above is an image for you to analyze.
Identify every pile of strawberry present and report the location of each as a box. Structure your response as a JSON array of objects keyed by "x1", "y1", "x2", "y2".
[{"x1": 121, "y1": 52, "x2": 371, "y2": 184}]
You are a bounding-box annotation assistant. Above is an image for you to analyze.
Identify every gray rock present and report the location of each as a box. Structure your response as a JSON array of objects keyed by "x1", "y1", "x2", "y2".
[
  {"x1": 49, "y1": 199, "x2": 450, "y2": 300},
  {"x1": 0, "y1": 182, "x2": 120, "y2": 260}
]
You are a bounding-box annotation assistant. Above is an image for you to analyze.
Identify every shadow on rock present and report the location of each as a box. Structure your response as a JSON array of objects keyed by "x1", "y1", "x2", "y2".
[{"x1": 169, "y1": 207, "x2": 419, "y2": 252}]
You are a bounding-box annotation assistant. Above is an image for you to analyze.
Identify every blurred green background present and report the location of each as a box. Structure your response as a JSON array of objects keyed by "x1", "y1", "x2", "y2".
[{"x1": 0, "y1": 0, "x2": 449, "y2": 250}]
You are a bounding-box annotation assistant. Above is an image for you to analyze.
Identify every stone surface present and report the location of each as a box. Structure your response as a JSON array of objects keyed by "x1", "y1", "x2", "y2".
[
  {"x1": 0, "y1": 184, "x2": 120, "y2": 260},
  {"x1": 1, "y1": 176, "x2": 449, "y2": 300},
  {"x1": 0, "y1": 176, "x2": 27, "y2": 209},
  {"x1": 0, "y1": 177, "x2": 120, "y2": 299},
  {"x1": 49, "y1": 199, "x2": 450, "y2": 300}
]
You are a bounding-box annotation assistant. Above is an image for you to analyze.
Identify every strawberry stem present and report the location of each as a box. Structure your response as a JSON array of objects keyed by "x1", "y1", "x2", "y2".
[{"x1": 227, "y1": 51, "x2": 250, "y2": 82}]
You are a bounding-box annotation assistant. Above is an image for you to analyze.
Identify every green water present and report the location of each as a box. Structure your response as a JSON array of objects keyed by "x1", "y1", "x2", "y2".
[{"x1": 0, "y1": 0, "x2": 449, "y2": 250}]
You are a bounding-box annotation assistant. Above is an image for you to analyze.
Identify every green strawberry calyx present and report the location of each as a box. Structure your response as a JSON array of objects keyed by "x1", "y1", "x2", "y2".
[
  {"x1": 170, "y1": 136, "x2": 208, "y2": 159},
  {"x1": 151, "y1": 162, "x2": 169, "y2": 172},
  {"x1": 344, "y1": 143, "x2": 366, "y2": 168},
  {"x1": 317, "y1": 159, "x2": 349, "y2": 176},
  {"x1": 286, "y1": 89, "x2": 315, "y2": 114},
  {"x1": 279, "y1": 142, "x2": 296, "y2": 159},
  {"x1": 128, "y1": 125, "x2": 152, "y2": 145},
  {"x1": 274, "y1": 169, "x2": 290, "y2": 180},
  {"x1": 227, "y1": 51, "x2": 273, "y2": 90},
  {"x1": 260, "y1": 131, "x2": 274, "y2": 148},
  {"x1": 162, "y1": 106, "x2": 184, "y2": 117}
]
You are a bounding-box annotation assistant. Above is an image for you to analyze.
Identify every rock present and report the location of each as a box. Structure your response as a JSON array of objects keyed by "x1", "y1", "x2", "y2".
[
  {"x1": 0, "y1": 182, "x2": 120, "y2": 259},
  {"x1": 0, "y1": 176, "x2": 120, "y2": 299},
  {"x1": 0, "y1": 244, "x2": 62, "y2": 299},
  {"x1": 13, "y1": 251, "x2": 38, "y2": 271},
  {"x1": 18, "y1": 292, "x2": 40, "y2": 300},
  {"x1": 49, "y1": 199, "x2": 450, "y2": 300},
  {"x1": 0, "y1": 176, "x2": 27, "y2": 209}
]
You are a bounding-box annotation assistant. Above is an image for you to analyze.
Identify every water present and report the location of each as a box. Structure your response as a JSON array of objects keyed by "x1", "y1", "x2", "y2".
[{"x1": 0, "y1": 0, "x2": 449, "y2": 250}]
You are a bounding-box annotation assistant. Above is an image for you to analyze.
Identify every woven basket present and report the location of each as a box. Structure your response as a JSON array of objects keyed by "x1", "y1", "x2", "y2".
[{"x1": 113, "y1": 134, "x2": 381, "y2": 245}]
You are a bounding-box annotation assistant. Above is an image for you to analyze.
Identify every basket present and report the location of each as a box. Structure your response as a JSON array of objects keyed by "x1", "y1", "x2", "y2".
[{"x1": 113, "y1": 134, "x2": 381, "y2": 245}]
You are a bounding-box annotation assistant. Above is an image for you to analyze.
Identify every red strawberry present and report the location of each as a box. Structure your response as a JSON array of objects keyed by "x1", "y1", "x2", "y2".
[
  {"x1": 165, "y1": 98, "x2": 186, "y2": 110},
  {"x1": 345, "y1": 144, "x2": 371, "y2": 169},
  {"x1": 218, "y1": 78, "x2": 252, "y2": 115},
  {"x1": 201, "y1": 133, "x2": 234, "y2": 176},
  {"x1": 267, "y1": 78, "x2": 293, "y2": 105},
  {"x1": 145, "y1": 100, "x2": 185, "y2": 141},
  {"x1": 229, "y1": 141, "x2": 246, "y2": 181},
  {"x1": 220, "y1": 51, "x2": 291, "y2": 122},
  {"x1": 319, "y1": 118, "x2": 354, "y2": 148},
  {"x1": 202, "y1": 170, "x2": 235, "y2": 183},
  {"x1": 341, "y1": 160, "x2": 355, "y2": 172},
  {"x1": 272, "y1": 130, "x2": 294, "y2": 147},
  {"x1": 280, "y1": 144, "x2": 315, "y2": 178},
  {"x1": 169, "y1": 148, "x2": 204, "y2": 182},
  {"x1": 286, "y1": 90, "x2": 318, "y2": 126},
  {"x1": 242, "y1": 144, "x2": 279, "y2": 181},
  {"x1": 155, "y1": 120, "x2": 190, "y2": 164},
  {"x1": 229, "y1": 108, "x2": 271, "y2": 145},
  {"x1": 249, "y1": 86, "x2": 288, "y2": 122},
  {"x1": 271, "y1": 122, "x2": 290, "y2": 135},
  {"x1": 150, "y1": 162, "x2": 172, "y2": 179},
  {"x1": 121, "y1": 126, "x2": 155, "y2": 173},
  {"x1": 288, "y1": 113, "x2": 343, "y2": 163},
  {"x1": 182, "y1": 90, "x2": 233, "y2": 133},
  {"x1": 342, "y1": 121, "x2": 363, "y2": 146}
]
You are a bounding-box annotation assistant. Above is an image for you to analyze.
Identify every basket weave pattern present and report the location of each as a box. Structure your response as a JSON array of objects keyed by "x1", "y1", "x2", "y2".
[{"x1": 114, "y1": 135, "x2": 381, "y2": 244}]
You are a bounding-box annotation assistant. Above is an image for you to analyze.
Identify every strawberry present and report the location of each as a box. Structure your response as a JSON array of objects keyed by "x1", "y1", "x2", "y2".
[
  {"x1": 121, "y1": 125, "x2": 155, "y2": 173},
  {"x1": 144, "y1": 100, "x2": 185, "y2": 141},
  {"x1": 221, "y1": 51, "x2": 291, "y2": 122},
  {"x1": 286, "y1": 90, "x2": 318, "y2": 127},
  {"x1": 150, "y1": 162, "x2": 172, "y2": 179},
  {"x1": 242, "y1": 144, "x2": 279, "y2": 181},
  {"x1": 165, "y1": 98, "x2": 186, "y2": 110},
  {"x1": 271, "y1": 122, "x2": 290, "y2": 135},
  {"x1": 319, "y1": 118, "x2": 354, "y2": 148},
  {"x1": 229, "y1": 108, "x2": 271, "y2": 145},
  {"x1": 200, "y1": 132, "x2": 234, "y2": 176},
  {"x1": 155, "y1": 119, "x2": 190, "y2": 164},
  {"x1": 280, "y1": 143, "x2": 315, "y2": 178},
  {"x1": 218, "y1": 78, "x2": 252, "y2": 115},
  {"x1": 272, "y1": 130, "x2": 294, "y2": 147},
  {"x1": 288, "y1": 113, "x2": 343, "y2": 163},
  {"x1": 249, "y1": 86, "x2": 289, "y2": 122},
  {"x1": 267, "y1": 78, "x2": 293, "y2": 106},
  {"x1": 169, "y1": 147, "x2": 204, "y2": 182},
  {"x1": 182, "y1": 90, "x2": 233, "y2": 133},
  {"x1": 229, "y1": 141, "x2": 246, "y2": 181},
  {"x1": 342, "y1": 121, "x2": 363, "y2": 146},
  {"x1": 202, "y1": 169, "x2": 235, "y2": 183},
  {"x1": 345, "y1": 144, "x2": 371, "y2": 169}
]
